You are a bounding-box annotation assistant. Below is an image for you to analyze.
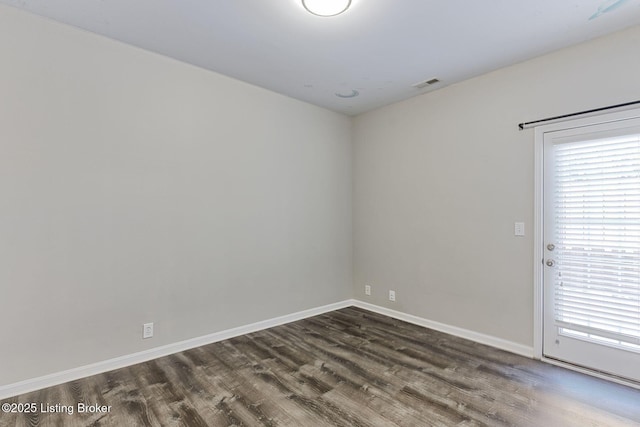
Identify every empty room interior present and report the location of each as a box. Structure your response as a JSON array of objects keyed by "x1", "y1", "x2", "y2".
[{"x1": 1, "y1": 0, "x2": 640, "y2": 425}]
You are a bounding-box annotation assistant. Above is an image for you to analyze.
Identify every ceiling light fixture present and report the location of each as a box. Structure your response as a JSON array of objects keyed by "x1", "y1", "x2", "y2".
[{"x1": 302, "y1": 0, "x2": 351, "y2": 17}]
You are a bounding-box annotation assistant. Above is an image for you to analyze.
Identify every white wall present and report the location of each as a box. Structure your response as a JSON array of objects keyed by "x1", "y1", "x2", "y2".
[
  {"x1": 353, "y1": 25, "x2": 640, "y2": 347},
  {"x1": 0, "y1": 5, "x2": 352, "y2": 386}
]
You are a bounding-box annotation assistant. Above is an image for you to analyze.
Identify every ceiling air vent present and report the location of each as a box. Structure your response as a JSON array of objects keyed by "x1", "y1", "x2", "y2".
[{"x1": 412, "y1": 78, "x2": 440, "y2": 89}]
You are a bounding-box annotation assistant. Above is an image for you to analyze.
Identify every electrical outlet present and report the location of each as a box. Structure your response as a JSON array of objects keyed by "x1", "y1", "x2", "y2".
[
  {"x1": 143, "y1": 322, "x2": 154, "y2": 339},
  {"x1": 389, "y1": 290, "x2": 396, "y2": 302},
  {"x1": 365, "y1": 285, "x2": 371, "y2": 296},
  {"x1": 514, "y1": 222, "x2": 525, "y2": 237}
]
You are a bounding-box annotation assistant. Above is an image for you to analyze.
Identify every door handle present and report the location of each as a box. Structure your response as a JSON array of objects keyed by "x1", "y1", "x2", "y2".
[
  {"x1": 546, "y1": 259, "x2": 555, "y2": 267},
  {"x1": 547, "y1": 243, "x2": 555, "y2": 251}
]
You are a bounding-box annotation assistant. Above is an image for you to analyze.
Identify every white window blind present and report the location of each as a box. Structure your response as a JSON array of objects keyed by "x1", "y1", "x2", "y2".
[{"x1": 553, "y1": 133, "x2": 640, "y2": 348}]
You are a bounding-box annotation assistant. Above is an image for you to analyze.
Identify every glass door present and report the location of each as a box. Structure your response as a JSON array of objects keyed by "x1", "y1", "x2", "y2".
[{"x1": 542, "y1": 116, "x2": 640, "y2": 382}]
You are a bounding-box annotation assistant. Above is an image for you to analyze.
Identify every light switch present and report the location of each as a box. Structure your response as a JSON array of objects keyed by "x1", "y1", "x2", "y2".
[{"x1": 514, "y1": 222, "x2": 525, "y2": 237}]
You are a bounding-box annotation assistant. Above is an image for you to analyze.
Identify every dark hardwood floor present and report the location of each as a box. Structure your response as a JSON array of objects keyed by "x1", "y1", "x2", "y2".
[{"x1": 2, "y1": 307, "x2": 640, "y2": 426}]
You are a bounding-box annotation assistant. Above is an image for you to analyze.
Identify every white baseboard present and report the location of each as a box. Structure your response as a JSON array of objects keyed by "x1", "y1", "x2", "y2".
[
  {"x1": 0, "y1": 299, "x2": 353, "y2": 400},
  {"x1": 1, "y1": 298, "x2": 535, "y2": 400},
  {"x1": 352, "y1": 300, "x2": 534, "y2": 358}
]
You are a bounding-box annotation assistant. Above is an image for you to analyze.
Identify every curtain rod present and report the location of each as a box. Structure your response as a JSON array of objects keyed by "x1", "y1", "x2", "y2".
[{"x1": 518, "y1": 100, "x2": 640, "y2": 130}]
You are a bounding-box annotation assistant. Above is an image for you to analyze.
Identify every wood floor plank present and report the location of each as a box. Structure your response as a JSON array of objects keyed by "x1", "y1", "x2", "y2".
[{"x1": 2, "y1": 307, "x2": 640, "y2": 426}]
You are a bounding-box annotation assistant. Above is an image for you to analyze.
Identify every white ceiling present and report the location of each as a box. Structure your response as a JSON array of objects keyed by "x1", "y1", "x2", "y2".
[{"x1": 2, "y1": 0, "x2": 640, "y2": 115}]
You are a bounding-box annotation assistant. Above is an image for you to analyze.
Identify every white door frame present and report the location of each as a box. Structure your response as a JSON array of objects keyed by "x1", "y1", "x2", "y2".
[{"x1": 532, "y1": 107, "x2": 640, "y2": 388}]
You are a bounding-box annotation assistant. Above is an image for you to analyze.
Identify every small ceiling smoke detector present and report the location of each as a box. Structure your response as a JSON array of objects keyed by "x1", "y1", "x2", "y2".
[
  {"x1": 335, "y1": 89, "x2": 359, "y2": 98},
  {"x1": 412, "y1": 78, "x2": 440, "y2": 89},
  {"x1": 302, "y1": 0, "x2": 352, "y2": 17}
]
